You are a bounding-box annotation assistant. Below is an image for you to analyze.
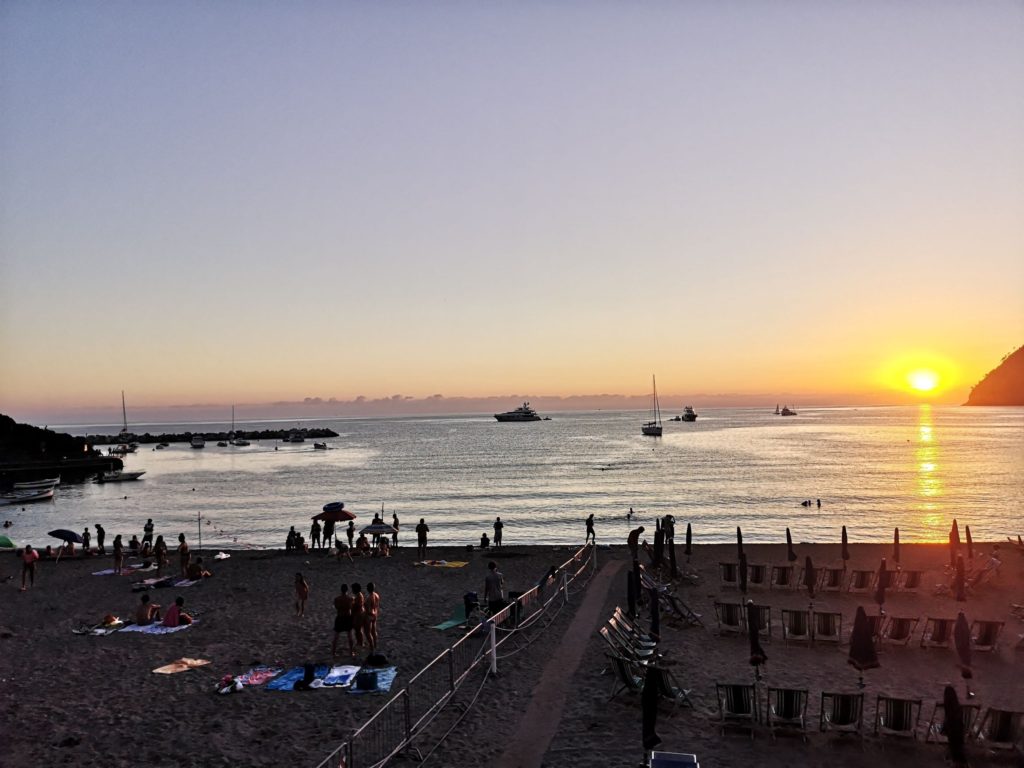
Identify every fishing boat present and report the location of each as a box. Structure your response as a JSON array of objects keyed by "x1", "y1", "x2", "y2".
[
  {"x1": 494, "y1": 402, "x2": 542, "y2": 422},
  {"x1": 0, "y1": 487, "x2": 55, "y2": 503},
  {"x1": 13, "y1": 477, "x2": 60, "y2": 490},
  {"x1": 96, "y1": 470, "x2": 146, "y2": 483},
  {"x1": 190, "y1": 435, "x2": 206, "y2": 449},
  {"x1": 229, "y1": 407, "x2": 251, "y2": 445},
  {"x1": 780, "y1": 405, "x2": 797, "y2": 416},
  {"x1": 641, "y1": 375, "x2": 663, "y2": 437},
  {"x1": 680, "y1": 405, "x2": 698, "y2": 422}
]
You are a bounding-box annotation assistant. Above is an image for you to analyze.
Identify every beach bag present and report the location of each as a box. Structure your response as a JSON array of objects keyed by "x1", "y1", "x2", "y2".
[
  {"x1": 355, "y1": 670, "x2": 378, "y2": 691},
  {"x1": 365, "y1": 653, "x2": 389, "y2": 667}
]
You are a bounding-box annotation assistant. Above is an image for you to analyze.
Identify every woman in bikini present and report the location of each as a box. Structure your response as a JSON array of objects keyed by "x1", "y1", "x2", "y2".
[
  {"x1": 178, "y1": 533, "x2": 191, "y2": 578},
  {"x1": 154, "y1": 535, "x2": 168, "y2": 574},
  {"x1": 295, "y1": 572, "x2": 309, "y2": 618},
  {"x1": 366, "y1": 582, "x2": 381, "y2": 652},
  {"x1": 351, "y1": 582, "x2": 366, "y2": 650}
]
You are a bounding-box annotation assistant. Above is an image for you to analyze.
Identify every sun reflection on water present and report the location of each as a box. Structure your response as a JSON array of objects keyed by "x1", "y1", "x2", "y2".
[{"x1": 915, "y1": 405, "x2": 942, "y2": 524}]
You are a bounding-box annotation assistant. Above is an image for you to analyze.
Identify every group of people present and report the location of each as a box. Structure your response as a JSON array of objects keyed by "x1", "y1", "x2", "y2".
[
  {"x1": 134, "y1": 593, "x2": 194, "y2": 627},
  {"x1": 330, "y1": 580, "x2": 383, "y2": 657}
]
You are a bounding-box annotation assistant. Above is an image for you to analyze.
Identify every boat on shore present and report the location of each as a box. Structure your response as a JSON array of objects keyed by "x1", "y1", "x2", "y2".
[
  {"x1": 0, "y1": 487, "x2": 55, "y2": 504},
  {"x1": 494, "y1": 402, "x2": 542, "y2": 422},
  {"x1": 96, "y1": 470, "x2": 146, "y2": 483},
  {"x1": 641, "y1": 375, "x2": 663, "y2": 437}
]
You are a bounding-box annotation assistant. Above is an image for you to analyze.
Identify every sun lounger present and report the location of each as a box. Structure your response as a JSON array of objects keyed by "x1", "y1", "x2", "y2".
[
  {"x1": 650, "y1": 665, "x2": 693, "y2": 710},
  {"x1": 599, "y1": 626, "x2": 655, "y2": 664},
  {"x1": 896, "y1": 569, "x2": 922, "y2": 592},
  {"x1": 606, "y1": 653, "x2": 643, "y2": 699},
  {"x1": 769, "y1": 565, "x2": 794, "y2": 590},
  {"x1": 662, "y1": 592, "x2": 704, "y2": 627},
  {"x1": 847, "y1": 569, "x2": 874, "y2": 594},
  {"x1": 820, "y1": 691, "x2": 864, "y2": 736},
  {"x1": 767, "y1": 687, "x2": 809, "y2": 741},
  {"x1": 812, "y1": 611, "x2": 842, "y2": 644},
  {"x1": 608, "y1": 617, "x2": 658, "y2": 651},
  {"x1": 924, "y1": 701, "x2": 980, "y2": 743},
  {"x1": 970, "y1": 619, "x2": 1004, "y2": 652},
  {"x1": 820, "y1": 566, "x2": 846, "y2": 592},
  {"x1": 713, "y1": 601, "x2": 743, "y2": 635},
  {"x1": 741, "y1": 603, "x2": 772, "y2": 642},
  {"x1": 973, "y1": 708, "x2": 1024, "y2": 750},
  {"x1": 611, "y1": 610, "x2": 657, "y2": 646},
  {"x1": 716, "y1": 683, "x2": 759, "y2": 737},
  {"x1": 780, "y1": 609, "x2": 811, "y2": 644},
  {"x1": 875, "y1": 696, "x2": 921, "y2": 740},
  {"x1": 719, "y1": 562, "x2": 739, "y2": 589},
  {"x1": 920, "y1": 617, "x2": 954, "y2": 648},
  {"x1": 880, "y1": 616, "x2": 919, "y2": 646}
]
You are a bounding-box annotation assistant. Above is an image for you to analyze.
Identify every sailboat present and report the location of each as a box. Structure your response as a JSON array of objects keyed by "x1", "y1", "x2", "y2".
[
  {"x1": 117, "y1": 391, "x2": 137, "y2": 450},
  {"x1": 641, "y1": 375, "x2": 663, "y2": 437}
]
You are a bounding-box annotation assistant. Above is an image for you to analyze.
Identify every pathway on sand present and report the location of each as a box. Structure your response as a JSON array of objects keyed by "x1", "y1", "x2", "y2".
[{"x1": 494, "y1": 557, "x2": 625, "y2": 768}]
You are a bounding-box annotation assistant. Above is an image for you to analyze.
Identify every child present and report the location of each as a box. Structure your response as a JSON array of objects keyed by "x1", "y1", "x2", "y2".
[{"x1": 295, "y1": 572, "x2": 309, "y2": 617}]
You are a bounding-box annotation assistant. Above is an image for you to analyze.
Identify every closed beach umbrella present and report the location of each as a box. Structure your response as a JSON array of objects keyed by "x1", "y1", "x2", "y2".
[
  {"x1": 739, "y1": 551, "x2": 748, "y2": 594},
  {"x1": 746, "y1": 600, "x2": 767, "y2": 675},
  {"x1": 641, "y1": 665, "x2": 662, "y2": 751},
  {"x1": 951, "y1": 519, "x2": 961, "y2": 546},
  {"x1": 848, "y1": 606, "x2": 880, "y2": 686},
  {"x1": 954, "y1": 555, "x2": 966, "y2": 602},
  {"x1": 668, "y1": 535, "x2": 678, "y2": 578},
  {"x1": 48, "y1": 529, "x2": 83, "y2": 544},
  {"x1": 874, "y1": 558, "x2": 888, "y2": 612},
  {"x1": 893, "y1": 527, "x2": 900, "y2": 564},
  {"x1": 786, "y1": 528, "x2": 797, "y2": 562},
  {"x1": 841, "y1": 526, "x2": 850, "y2": 562},
  {"x1": 684, "y1": 523, "x2": 692, "y2": 558},
  {"x1": 943, "y1": 685, "x2": 968, "y2": 767},
  {"x1": 949, "y1": 519, "x2": 961, "y2": 566},
  {"x1": 736, "y1": 526, "x2": 744, "y2": 559},
  {"x1": 965, "y1": 526, "x2": 973, "y2": 560},
  {"x1": 653, "y1": 526, "x2": 664, "y2": 567},
  {"x1": 803, "y1": 555, "x2": 816, "y2": 599},
  {"x1": 948, "y1": 530, "x2": 956, "y2": 567},
  {"x1": 954, "y1": 612, "x2": 973, "y2": 698},
  {"x1": 649, "y1": 587, "x2": 661, "y2": 642}
]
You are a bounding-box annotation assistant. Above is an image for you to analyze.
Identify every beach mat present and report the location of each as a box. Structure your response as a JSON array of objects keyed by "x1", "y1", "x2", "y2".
[
  {"x1": 323, "y1": 665, "x2": 361, "y2": 688},
  {"x1": 266, "y1": 665, "x2": 330, "y2": 691},
  {"x1": 415, "y1": 560, "x2": 468, "y2": 568},
  {"x1": 153, "y1": 658, "x2": 210, "y2": 674},
  {"x1": 72, "y1": 620, "x2": 128, "y2": 636},
  {"x1": 349, "y1": 666, "x2": 398, "y2": 695},
  {"x1": 119, "y1": 621, "x2": 197, "y2": 635},
  {"x1": 235, "y1": 666, "x2": 283, "y2": 687},
  {"x1": 173, "y1": 579, "x2": 200, "y2": 587}
]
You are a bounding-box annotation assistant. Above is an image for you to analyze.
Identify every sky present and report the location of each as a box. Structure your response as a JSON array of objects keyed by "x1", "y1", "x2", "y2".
[{"x1": 2, "y1": 1, "x2": 1022, "y2": 423}]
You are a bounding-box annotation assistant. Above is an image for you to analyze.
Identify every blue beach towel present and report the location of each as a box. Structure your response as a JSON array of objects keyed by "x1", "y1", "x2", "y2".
[
  {"x1": 323, "y1": 665, "x2": 361, "y2": 687},
  {"x1": 266, "y1": 665, "x2": 330, "y2": 691},
  {"x1": 119, "y1": 621, "x2": 197, "y2": 635},
  {"x1": 349, "y1": 666, "x2": 398, "y2": 695}
]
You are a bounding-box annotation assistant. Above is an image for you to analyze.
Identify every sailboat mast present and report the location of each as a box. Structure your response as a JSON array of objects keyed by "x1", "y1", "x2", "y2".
[
  {"x1": 122, "y1": 390, "x2": 128, "y2": 432},
  {"x1": 653, "y1": 375, "x2": 661, "y2": 425}
]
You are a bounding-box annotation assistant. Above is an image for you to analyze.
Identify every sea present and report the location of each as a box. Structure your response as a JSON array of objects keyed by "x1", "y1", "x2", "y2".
[{"x1": 6, "y1": 405, "x2": 1023, "y2": 550}]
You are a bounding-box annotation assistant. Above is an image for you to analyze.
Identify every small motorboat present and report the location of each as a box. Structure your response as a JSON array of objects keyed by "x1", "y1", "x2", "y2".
[
  {"x1": 681, "y1": 406, "x2": 698, "y2": 422},
  {"x1": 313, "y1": 442, "x2": 328, "y2": 450},
  {"x1": 231, "y1": 438, "x2": 250, "y2": 446},
  {"x1": 216, "y1": 441, "x2": 229, "y2": 447},
  {"x1": 190, "y1": 435, "x2": 206, "y2": 449},
  {"x1": 0, "y1": 487, "x2": 55, "y2": 504},
  {"x1": 780, "y1": 406, "x2": 797, "y2": 416},
  {"x1": 96, "y1": 470, "x2": 146, "y2": 483},
  {"x1": 13, "y1": 477, "x2": 60, "y2": 490}
]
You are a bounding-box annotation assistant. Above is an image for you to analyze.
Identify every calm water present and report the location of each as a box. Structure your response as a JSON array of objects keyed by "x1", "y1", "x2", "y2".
[{"x1": 7, "y1": 406, "x2": 1023, "y2": 549}]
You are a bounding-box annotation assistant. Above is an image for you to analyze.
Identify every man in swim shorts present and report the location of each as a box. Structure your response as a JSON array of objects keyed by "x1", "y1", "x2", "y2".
[{"x1": 331, "y1": 583, "x2": 354, "y2": 658}]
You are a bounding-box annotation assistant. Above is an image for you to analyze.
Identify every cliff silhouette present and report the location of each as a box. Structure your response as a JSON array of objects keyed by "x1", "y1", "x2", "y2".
[{"x1": 965, "y1": 345, "x2": 1024, "y2": 406}]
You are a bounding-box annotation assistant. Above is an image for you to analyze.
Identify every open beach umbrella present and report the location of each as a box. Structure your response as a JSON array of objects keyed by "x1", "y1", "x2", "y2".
[
  {"x1": 841, "y1": 526, "x2": 850, "y2": 562},
  {"x1": 943, "y1": 685, "x2": 968, "y2": 767},
  {"x1": 739, "y1": 551, "x2": 748, "y2": 594},
  {"x1": 954, "y1": 611, "x2": 973, "y2": 698},
  {"x1": 668, "y1": 535, "x2": 678, "y2": 578},
  {"x1": 684, "y1": 523, "x2": 692, "y2": 559},
  {"x1": 649, "y1": 587, "x2": 661, "y2": 642},
  {"x1": 736, "y1": 526, "x2": 744, "y2": 559},
  {"x1": 874, "y1": 558, "x2": 888, "y2": 613},
  {"x1": 361, "y1": 521, "x2": 397, "y2": 536},
  {"x1": 314, "y1": 503, "x2": 356, "y2": 523},
  {"x1": 746, "y1": 600, "x2": 767, "y2": 679},
  {"x1": 954, "y1": 555, "x2": 966, "y2": 602},
  {"x1": 641, "y1": 665, "x2": 662, "y2": 751},
  {"x1": 803, "y1": 555, "x2": 816, "y2": 599},
  {"x1": 848, "y1": 606, "x2": 880, "y2": 687},
  {"x1": 893, "y1": 528, "x2": 900, "y2": 564},
  {"x1": 49, "y1": 529, "x2": 83, "y2": 544},
  {"x1": 786, "y1": 528, "x2": 797, "y2": 562},
  {"x1": 965, "y1": 526, "x2": 973, "y2": 560}
]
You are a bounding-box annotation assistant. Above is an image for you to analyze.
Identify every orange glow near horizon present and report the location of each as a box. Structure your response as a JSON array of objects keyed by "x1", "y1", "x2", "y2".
[
  {"x1": 908, "y1": 369, "x2": 940, "y2": 393},
  {"x1": 876, "y1": 353, "x2": 959, "y2": 400}
]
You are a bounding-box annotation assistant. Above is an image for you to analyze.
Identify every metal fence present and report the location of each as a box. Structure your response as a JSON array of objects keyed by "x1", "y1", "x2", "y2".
[{"x1": 314, "y1": 543, "x2": 597, "y2": 768}]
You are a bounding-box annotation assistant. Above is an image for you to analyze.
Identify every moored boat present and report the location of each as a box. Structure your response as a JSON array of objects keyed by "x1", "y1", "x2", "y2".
[
  {"x1": 680, "y1": 406, "x2": 698, "y2": 422},
  {"x1": 494, "y1": 402, "x2": 542, "y2": 422},
  {"x1": 190, "y1": 435, "x2": 206, "y2": 449},
  {"x1": 13, "y1": 477, "x2": 61, "y2": 490},
  {"x1": 96, "y1": 470, "x2": 146, "y2": 483},
  {"x1": 641, "y1": 376, "x2": 663, "y2": 437},
  {"x1": 313, "y1": 442, "x2": 328, "y2": 450},
  {"x1": 780, "y1": 405, "x2": 797, "y2": 416},
  {"x1": 0, "y1": 487, "x2": 55, "y2": 504}
]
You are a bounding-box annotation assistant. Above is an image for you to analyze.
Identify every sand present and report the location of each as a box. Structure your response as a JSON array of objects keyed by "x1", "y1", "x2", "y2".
[{"x1": 3, "y1": 540, "x2": 1022, "y2": 767}]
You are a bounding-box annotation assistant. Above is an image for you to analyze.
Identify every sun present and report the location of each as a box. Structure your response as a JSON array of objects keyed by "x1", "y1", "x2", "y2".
[{"x1": 908, "y1": 369, "x2": 939, "y2": 392}]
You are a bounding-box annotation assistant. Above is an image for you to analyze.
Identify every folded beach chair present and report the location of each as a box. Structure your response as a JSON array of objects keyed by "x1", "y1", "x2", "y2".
[
  {"x1": 613, "y1": 607, "x2": 657, "y2": 644},
  {"x1": 766, "y1": 687, "x2": 809, "y2": 741},
  {"x1": 896, "y1": 569, "x2": 922, "y2": 593},
  {"x1": 973, "y1": 708, "x2": 1024, "y2": 750},
  {"x1": 970, "y1": 619, "x2": 1004, "y2": 652},
  {"x1": 874, "y1": 695, "x2": 921, "y2": 740},
  {"x1": 716, "y1": 683, "x2": 759, "y2": 738},
  {"x1": 820, "y1": 566, "x2": 846, "y2": 593},
  {"x1": 430, "y1": 604, "x2": 469, "y2": 631},
  {"x1": 608, "y1": 617, "x2": 658, "y2": 651},
  {"x1": 650, "y1": 665, "x2": 693, "y2": 710},
  {"x1": 880, "y1": 616, "x2": 919, "y2": 646},
  {"x1": 769, "y1": 565, "x2": 794, "y2": 590},
  {"x1": 662, "y1": 592, "x2": 704, "y2": 628},
  {"x1": 741, "y1": 603, "x2": 772, "y2": 642},
  {"x1": 747, "y1": 563, "x2": 768, "y2": 588},
  {"x1": 780, "y1": 609, "x2": 811, "y2": 644},
  {"x1": 847, "y1": 569, "x2": 875, "y2": 594},
  {"x1": 719, "y1": 562, "x2": 739, "y2": 589},
  {"x1": 713, "y1": 601, "x2": 743, "y2": 635},
  {"x1": 812, "y1": 611, "x2": 842, "y2": 644},
  {"x1": 920, "y1": 617, "x2": 954, "y2": 648},
  {"x1": 599, "y1": 626, "x2": 654, "y2": 664},
  {"x1": 640, "y1": 565, "x2": 674, "y2": 594},
  {"x1": 605, "y1": 653, "x2": 644, "y2": 699},
  {"x1": 820, "y1": 691, "x2": 864, "y2": 736},
  {"x1": 924, "y1": 701, "x2": 981, "y2": 744}
]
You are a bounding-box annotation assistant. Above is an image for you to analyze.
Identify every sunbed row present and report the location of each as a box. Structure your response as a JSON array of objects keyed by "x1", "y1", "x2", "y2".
[
  {"x1": 715, "y1": 682, "x2": 1024, "y2": 750},
  {"x1": 718, "y1": 561, "x2": 924, "y2": 593}
]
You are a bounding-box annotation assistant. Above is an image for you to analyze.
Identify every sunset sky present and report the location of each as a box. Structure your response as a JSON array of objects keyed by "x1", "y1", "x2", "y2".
[{"x1": 2, "y1": 2, "x2": 1022, "y2": 422}]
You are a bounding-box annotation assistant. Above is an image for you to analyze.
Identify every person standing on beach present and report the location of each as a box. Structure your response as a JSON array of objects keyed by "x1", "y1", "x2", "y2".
[
  {"x1": 627, "y1": 526, "x2": 645, "y2": 562},
  {"x1": 351, "y1": 583, "x2": 366, "y2": 650},
  {"x1": 323, "y1": 519, "x2": 335, "y2": 549},
  {"x1": 178, "y1": 533, "x2": 191, "y2": 578},
  {"x1": 346, "y1": 521, "x2": 355, "y2": 550},
  {"x1": 20, "y1": 544, "x2": 39, "y2": 591},
  {"x1": 416, "y1": 518, "x2": 429, "y2": 560},
  {"x1": 81, "y1": 527, "x2": 91, "y2": 554},
  {"x1": 310, "y1": 519, "x2": 322, "y2": 550},
  {"x1": 294, "y1": 572, "x2": 309, "y2": 617},
  {"x1": 331, "y1": 583, "x2": 354, "y2": 658},
  {"x1": 154, "y1": 535, "x2": 168, "y2": 574},
  {"x1": 366, "y1": 582, "x2": 381, "y2": 652},
  {"x1": 585, "y1": 514, "x2": 595, "y2": 544},
  {"x1": 113, "y1": 535, "x2": 124, "y2": 575},
  {"x1": 493, "y1": 517, "x2": 504, "y2": 549},
  {"x1": 484, "y1": 561, "x2": 505, "y2": 616},
  {"x1": 662, "y1": 515, "x2": 674, "y2": 543},
  {"x1": 392, "y1": 513, "x2": 399, "y2": 547},
  {"x1": 95, "y1": 524, "x2": 106, "y2": 555},
  {"x1": 143, "y1": 518, "x2": 154, "y2": 546}
]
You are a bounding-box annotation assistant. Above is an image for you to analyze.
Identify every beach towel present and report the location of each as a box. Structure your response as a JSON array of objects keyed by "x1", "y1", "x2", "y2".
[
  {"x1": 72, "y1": 620, "x2": 128, "y2": 636},
  {"x1": 323, "y1": 665, "x2": 361, "y2": 688},
  {"x1": 173, "y1": 579, "x2": 200, "y2": 587},
  {"x1": 235, "y1": 666, "x2": 283, "y2": 687},
  {"x1": 416, "y1": 560, "x2": 468, "y2": 568},
  {"x1": 266, "y1": 665, "x2": 330, "y2": 691},
  {"x1": 349, "y1": 666, "x2": 398, "y2": 695},
  {"x1": 119, "y1": 621, "x2": 197, "y2": 635},
  {"x1": 92, "y1": 565, "x2": 156, "y2": 576},
  {"x1": 153, "y1": 658, "x2": 210, "y2": 674},
  {"x1": 214, "y1": 551, "x2": 231, "y2": 560}
]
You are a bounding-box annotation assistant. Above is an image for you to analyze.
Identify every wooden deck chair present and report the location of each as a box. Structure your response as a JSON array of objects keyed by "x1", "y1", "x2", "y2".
[
  {"x1": 880, "y1": 616, "x2": 919, "y2": 646},
  {"x1": 613, "y1": 607, "x2": 656, "y2": 644},
  {"x1": 780, "y1": 609, "x2": 811, "y2": 644},
  {"x1": 599, "y1": 626, "x2": 653, "y2": 664},
  {"x1": 766, "y1": 687, "x2": 809, "y2": 741},
  {"x1": 820, "y1": 566, "x2": 846, "y2": 592},
  {"x1": 920, "y1": 617, "x2": 954, "y2": 648},
  {"x1": 605, "y1": 621, "x2": 657, "y2": 658},
  {"x1": 714, "y1": 601, "x2": 743, "y2": 635},
  {"x1": 820, "y1": 691, "x2": 864, "y2": 736},
  {"x1": 640, "y1": 565, "x2": 673, "y2": 594},
  {"x1": 719, "y1": 562, "x2": 739, "y2": 589},
  {"x1": 969, "y1": 619, "x2": 1004, "y2": 652},
  {"x1": 875, "y1": 695, "x2": 921, "y2": 740},
  {"x1": 769, "y1": 564, "x2": 795, "y2": 590},
  {"x1": 716, "y1": 683, "x2": 758, "y2": 737},
  {"x1": 663, "y1": 592, "x2": 704, "y2": 627},
  {"x1": 973, "y1": 708, "x2": 1024, "y2": 750},
  {"x1": 896, "y1": 569, "x2": 923, "y2": 593},
  {"x1": 812, "y1": 611, "x2": 842, "y2": 644},
  {"x1": 865, "y1": 613, "x2": 883, "y2": 644},
  {"x1": 609, "y1": 617, "x2": 658, "y2": 650},
  {"x1": 924, "y1": 701, "x2": 981, "y2": 743},
  {"x1": 650, "y1": 665, "x2": 693, "y2": 710},
  {"x1": 606, "y1": 653, "x2": 643, "y2": 699},
  {"x1": 747, "y1": 563, "x2": 768, "y2": 588},
  {"x1": 741, "y1": 603, "x2": 772, "y2": 642},
  {"x1": 847, "y1": 569, "x2": 875, "y2": 594}
]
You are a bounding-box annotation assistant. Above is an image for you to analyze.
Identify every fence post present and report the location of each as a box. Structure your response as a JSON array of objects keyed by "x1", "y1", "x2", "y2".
[
  {"x1": 562, "y1": 571, "x2": 569, "y2": 604},
  {"x1": 447, "y1": 648, "x2": 455, "y2": 693},
  {"x1": 403, "y1": 689, "x2": 412, "y2": 748},
  {"x1": 488, "y1": 619, "x2": 498, "y2": 675}
]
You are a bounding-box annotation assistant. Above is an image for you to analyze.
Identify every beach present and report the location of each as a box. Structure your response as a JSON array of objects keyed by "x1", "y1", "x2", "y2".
[{"x1": 3, "y1": 540, "x2": 1022, "y2": 767}]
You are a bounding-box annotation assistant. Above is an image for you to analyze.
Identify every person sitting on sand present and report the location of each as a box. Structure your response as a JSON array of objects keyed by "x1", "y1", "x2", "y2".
[
  {"x1": 129, "y1": 535, "x2": 140, "y2": 554},
  {"x1": 294, "y1": 572, "x2": 309, "y2": 618},
  {"x1": 480, "y1": 532, "x2": 490, "y2": 549},
  {"x1": 375, "y1": 539, "x2": 390, "y2": 558},
  {"x1": 335, "y1": 543, "x2": 353, "y2": 562},
  {"x1": 42, "y1": 544, "x2": 56, "y2": 560},
  {"x1": 162, "y1": 596, "x2": 193, "y2": 627},
  {"x1": 296, "y1": 534, "x2": 309, "y2": 554},
  {"x1": 135, "y1": 594, "x2": 161, "y2": 625},
  {"x1": 331, "y1": 583, "x2": 354, "y2": 658},
  {"x1": 62, "y1": 540, "x2": 77, "y2": 558},
  {"x1": 140, "y1": 539, "x2": 153, "y2": 558},
  {"x1": 186, "y1": 557, "x2": 212, "y2": 580},
  {"x1": 355, "y1": 533, "x2": 370, "y2": 555}
]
